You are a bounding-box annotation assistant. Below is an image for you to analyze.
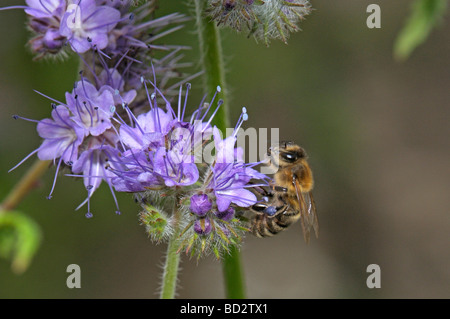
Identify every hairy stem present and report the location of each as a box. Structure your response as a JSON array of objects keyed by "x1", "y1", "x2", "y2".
[
  {"x1": 1, "y1": 160, "x2": 50, "y2": 212},
  {"x1": 160, "y1": 203, "x2": 182, "y2": 299},
  {"x1": 194, "y1": 0, "x2": 229, "y2": 130},
  {"x1": 194, "y1": 0, "x2": 246, "y2": 299}
]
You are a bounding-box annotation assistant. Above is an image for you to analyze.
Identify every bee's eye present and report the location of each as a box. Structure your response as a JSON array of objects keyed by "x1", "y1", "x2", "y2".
[{"x1": 281, "y1": 152, "x2": 297, "y2": 162}]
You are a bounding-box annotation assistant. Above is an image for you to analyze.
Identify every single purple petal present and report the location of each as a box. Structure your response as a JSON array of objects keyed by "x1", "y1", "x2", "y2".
[
  {"x1": 60, "y1": 1, "x2": 121, "y2": 53},
  {"x1": 215, "y1": 195, "x2": 232, "y2": 213},
  {"x1": 216, "y1": 188, "x2": 257, "y2": 211},
  {"x1": 36, "y1": 106, "x2": 83, "y2": 163},
  {"x1": 25, "y1": 0, "x2": 65, "y2": 18},
  {"x1": 72, "y1": 148, "x2": 103, "y2": 192},
  {"x1": 138, "y1": 107, "x2": 174, "y2": 135},
  {"x1": 213, "y1": 126, "x2": 238, "y2": 164},
  {"x1": 42, "y1": 29, "x2": 64, "y2": 50},
  {"x1": 112, "y1": 176, "x2": 145, "y2": 193}
]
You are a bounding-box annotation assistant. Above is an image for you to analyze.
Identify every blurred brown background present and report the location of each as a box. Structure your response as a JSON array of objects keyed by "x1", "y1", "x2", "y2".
[{"x1": 0, "y1": 0, "x2": 449, "y2": 298}]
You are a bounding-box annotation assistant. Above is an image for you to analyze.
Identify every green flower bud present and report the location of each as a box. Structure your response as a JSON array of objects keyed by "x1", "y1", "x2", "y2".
[
  {"x1": 139, "y1": 204, "x2": 173, "y2": 244},
  {"x1": 206, "y1": 0, "x2": 312, "y2": 45}
]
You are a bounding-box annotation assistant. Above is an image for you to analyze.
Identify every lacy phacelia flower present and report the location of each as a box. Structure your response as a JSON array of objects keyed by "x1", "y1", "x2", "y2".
[
  {"x1": 36, "y1": 105, "x2": 84, "y2": 165},
  {"x1": 206, "y1": 0, "x2": 312, "y2": 45}
]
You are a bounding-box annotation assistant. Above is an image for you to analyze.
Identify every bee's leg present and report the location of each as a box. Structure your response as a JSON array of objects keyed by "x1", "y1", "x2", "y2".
[
  {"x1": 248, "y1": 181, "x2": 275, "y2": 198},
  {"x1": 267, "y1": 179, "x2": 287, "y2": 193},
  {"x1": 252, "y1": 202, "x2": 285, "y2": 217},
  {"x1": 254, "y1": 185, "x2": 272, "y2": 197},
  {"x1": 267, "y1": 180, "x2": 288, "y2": 194}
]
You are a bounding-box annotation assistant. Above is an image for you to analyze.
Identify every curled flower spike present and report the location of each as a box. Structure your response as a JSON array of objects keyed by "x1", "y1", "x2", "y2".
[{"x1": 206, "y1": 0, "x2": 312, "y2": 45}]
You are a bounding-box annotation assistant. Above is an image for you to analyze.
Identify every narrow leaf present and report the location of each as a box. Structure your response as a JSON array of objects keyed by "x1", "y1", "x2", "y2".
[{"x1": 394, "y1": 0, "x2": 447, "y2": 61}]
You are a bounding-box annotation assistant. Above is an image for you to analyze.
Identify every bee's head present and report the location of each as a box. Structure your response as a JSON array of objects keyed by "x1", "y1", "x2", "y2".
[{"x1": 268, "y1": 141, "x2": 306, "y2": 168}]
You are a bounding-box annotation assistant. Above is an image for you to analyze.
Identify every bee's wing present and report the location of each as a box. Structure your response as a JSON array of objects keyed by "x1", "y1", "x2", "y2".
[
  {"x1": 292, "y1": 178, "x2": 310, "y2": 243},
  {"x1": 293, "y1": 178, "x2": 319, "y2": 243},
  {"x1": 304, "y1": 191, "x2": 319, "y2": 238}
]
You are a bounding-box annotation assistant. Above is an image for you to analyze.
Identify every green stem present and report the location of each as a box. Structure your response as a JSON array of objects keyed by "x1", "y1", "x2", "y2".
[
  {"x1": 194, "y1": 0, "x2": 229, "y2": 130},
  {"x1": 160, "y1": 204, "x2": 182, "y2": 299},
  {"x1": 222, "y1": 245, "x2": 246, "y2": 299},
  {"x1": 194, "y1": 0, "x2": 246, "y2": 299}
]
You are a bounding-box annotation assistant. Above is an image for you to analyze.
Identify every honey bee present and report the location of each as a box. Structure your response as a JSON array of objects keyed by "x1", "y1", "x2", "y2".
[{"x1": 249, "y1": 142, "x2": 319, "y2": 243}]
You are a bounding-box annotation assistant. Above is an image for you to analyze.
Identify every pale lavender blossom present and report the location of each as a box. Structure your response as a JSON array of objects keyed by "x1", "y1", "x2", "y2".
[
  {"x1": 202, "y1": 114, "x2": 268, "y2": 212},
  {"x1": 59, "y1": 0, "x2": 121, "y2": 53},
  {"x1": 36, "y1": 104, "x2": 84, "y2": 164},
  {"x1": 9, "y1": 74, "x2": 136, "y2": 215},
  {"x1": 67, "y1": 79, "x2": 119, "y2": 138},
  {"x1": 0, "y1": 0, "x2": 67, "y2": 56}
]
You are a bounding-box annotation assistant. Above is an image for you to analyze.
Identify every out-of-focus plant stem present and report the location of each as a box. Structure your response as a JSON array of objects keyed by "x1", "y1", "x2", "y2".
[{"x1": 1, "y1": 159, "x2": 50, "y2": 212}]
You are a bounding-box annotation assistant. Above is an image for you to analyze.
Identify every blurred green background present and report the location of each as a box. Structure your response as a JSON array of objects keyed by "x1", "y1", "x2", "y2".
[{"x1": 1, "y1": 0, "x2": 449, "y2": 298}]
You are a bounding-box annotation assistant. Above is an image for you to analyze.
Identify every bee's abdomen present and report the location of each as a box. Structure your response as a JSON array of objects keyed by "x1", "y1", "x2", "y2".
[{"x1": 251, "y1": 210, "x2": 300, "y2": 238}]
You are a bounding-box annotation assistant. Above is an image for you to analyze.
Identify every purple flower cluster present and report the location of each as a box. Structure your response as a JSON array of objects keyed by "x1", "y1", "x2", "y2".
[{"x1": 12, "y1": 73, "x2": 268, "y2": 255}]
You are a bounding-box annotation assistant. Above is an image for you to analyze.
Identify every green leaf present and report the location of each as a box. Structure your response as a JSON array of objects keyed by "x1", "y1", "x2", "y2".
[
  {"x1": 394, "y1": 0, "x2": 448, "y2": 61},
  {"x1": 0, "y1": 211, "x2": 41, "y2": 274}
]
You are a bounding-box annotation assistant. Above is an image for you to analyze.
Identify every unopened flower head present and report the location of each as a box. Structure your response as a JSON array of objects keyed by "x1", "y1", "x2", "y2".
[
  {"x1": 190, "y1": 194, "x2": 213, "y2": 217},
  {"x1": 206, "y1": 0, "x2": 312, "y2": 45}
]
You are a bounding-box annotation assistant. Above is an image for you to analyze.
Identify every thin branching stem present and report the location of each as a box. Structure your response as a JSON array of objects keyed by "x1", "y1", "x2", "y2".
[{"x1": 1, "y1": 160, "x2": 50, "y2": 212}]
